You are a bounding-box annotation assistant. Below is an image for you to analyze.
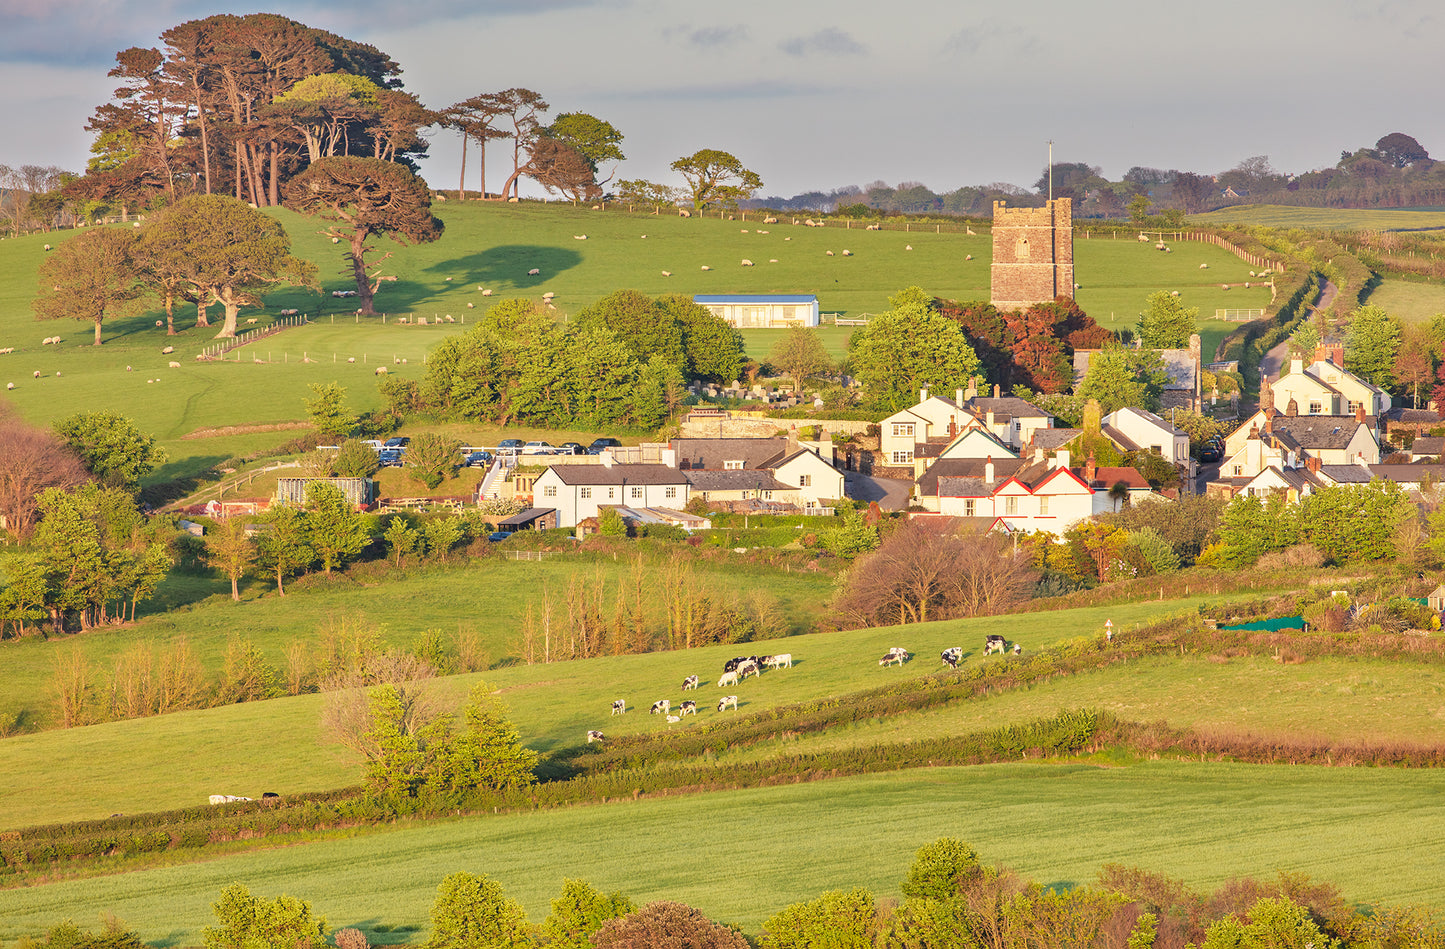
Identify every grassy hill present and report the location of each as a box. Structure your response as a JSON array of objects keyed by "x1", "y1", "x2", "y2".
[
  {"x1": 1194, "y1": 204, "x2": 1445, "y2": 231},
  {"x1": 0, "y1": 203, "x2": 1271, "y2": 483}
]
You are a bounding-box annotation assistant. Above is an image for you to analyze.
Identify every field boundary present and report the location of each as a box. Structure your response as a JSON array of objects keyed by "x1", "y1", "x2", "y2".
[{"x1": 198, "y1": 314, "x2": 311, "y2": 360}]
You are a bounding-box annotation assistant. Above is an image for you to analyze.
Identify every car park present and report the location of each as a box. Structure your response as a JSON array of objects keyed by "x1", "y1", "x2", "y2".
[
  {"x1": 587, "y1": 437, "x2": 622, "y2": 454},
  {"x1": 464, "y1": 450, "x2": 494, "y2": 467},
  {"x1": 496, "y1": 438, "x2": 525, "y2": 455}
]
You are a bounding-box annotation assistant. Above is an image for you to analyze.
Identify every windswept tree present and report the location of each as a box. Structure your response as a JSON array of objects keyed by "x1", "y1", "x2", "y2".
[
  {"x1": 525, "y1": 137, "x2": 601, "y2": 203},
  {"x1": 546, "y1": 112, "x2": 625, "y2": 187},
  {"x1": 494, "y1": 87, "x2": 550, "y2": 201},
  {"x1": 285, "y1": 156, "x2": 442, "y2": 315},
  {"x1": 33, "y1": 228, "x2": 146, "y2": 345},
  {"x1": 439, "y1": 93, "x2": 510, "y2": 199},
  {"x1": 671, "y1": 149, "x2": 763, "y2": 210},
  {"x1": 140, "y1": 194, "x2": 315, "y2": 337}
]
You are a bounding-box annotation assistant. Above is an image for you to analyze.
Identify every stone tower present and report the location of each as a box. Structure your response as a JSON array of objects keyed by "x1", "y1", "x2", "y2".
[{"x1": 989, "y1": 197, "x2": 1074, "y2": 311}]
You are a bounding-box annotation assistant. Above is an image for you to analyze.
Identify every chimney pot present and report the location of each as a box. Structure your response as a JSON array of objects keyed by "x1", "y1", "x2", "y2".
[
  {"x1": 993, "y1": 384, "x2": 1001, "y2": 398},
  {"x1": 1057, "y1": 448, "x2": 1071, "y2": 469}
]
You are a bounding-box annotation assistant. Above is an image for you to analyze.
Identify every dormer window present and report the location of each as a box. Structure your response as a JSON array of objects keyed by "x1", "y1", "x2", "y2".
[{"x1": 724, "y1": 460, "x2": 744, "y2": 470}]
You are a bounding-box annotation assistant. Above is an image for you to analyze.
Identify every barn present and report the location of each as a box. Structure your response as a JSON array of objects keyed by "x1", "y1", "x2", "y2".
[{"x1": 692, "y1": 294, "x2": 820, "y2": 328}]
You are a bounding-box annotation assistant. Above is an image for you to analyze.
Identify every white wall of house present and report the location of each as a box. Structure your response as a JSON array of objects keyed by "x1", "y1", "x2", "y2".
[
  {"x1": 774, "y1": 449, "x2": 845, "y2": 507},
  {"x1": 937, "y1": 468, "x2": 1094, "y2": 532},
  {"x1": 1104, "y1": 407, "x2": 1191, "y2": 468},
  {"x1": 533, "y1": 470, "x2": 688, "y2": 527},
  {"x1": 1305, "y1": 360, "x2": 1391, "y2": 415}
]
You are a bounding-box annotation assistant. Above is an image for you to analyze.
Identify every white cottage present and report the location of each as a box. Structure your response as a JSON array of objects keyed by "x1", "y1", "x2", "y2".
[
  {"x1": 532, "y1": 463, "x2": 690, "y2": 528},
  {"x1": 693, "y1": 294, "x2": 820, "y2": 328}
]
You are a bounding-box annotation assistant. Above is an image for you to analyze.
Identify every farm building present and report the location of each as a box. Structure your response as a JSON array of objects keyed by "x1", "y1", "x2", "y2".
[
  {"x1": 275, "y1": 477, "x2": 376, "y2": 508},
  {"x1": 692, "y1": 294, "x2": 820, "y2": 328}
]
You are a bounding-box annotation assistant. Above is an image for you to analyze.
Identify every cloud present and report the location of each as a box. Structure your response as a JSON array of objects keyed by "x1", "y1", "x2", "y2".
[
  {"x1": 663, "y1": 24, "x2": 750, "y2": 50},
  {"x1": 599, "y1": 79, "x2": 848, "y2": 102},
  {"x1": 941, "y1": 19, "x2": 1037, "y2": 57},
  {"x1": 778, "y1": 27, "x2": 864, "y2": 56}
]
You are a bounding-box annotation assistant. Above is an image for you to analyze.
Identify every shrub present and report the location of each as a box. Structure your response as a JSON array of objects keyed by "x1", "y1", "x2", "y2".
[
  {"x1": 762, "y1": 889, "x2": 878, "y2": 949},
  {"x1": 424, "y1": 872, "x2": 531, "y2": 949},
  {"x1": 902, "y1": 838, "x2": 981, "y2": 902},
  {"x1": 1255, "y1": 544, "x2": 1325, "y2": 571},
  {"x1": 541, "y1": 879, "x2": 634, "y2": 949},
  {"x1": 592, "y1": 902, "x2": 748, "y2": 949}
]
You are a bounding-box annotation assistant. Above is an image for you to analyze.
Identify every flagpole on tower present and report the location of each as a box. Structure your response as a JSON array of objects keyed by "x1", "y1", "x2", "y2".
[{"x1": 1048, "y1": 140, "x2": 1054, "y2": 203}]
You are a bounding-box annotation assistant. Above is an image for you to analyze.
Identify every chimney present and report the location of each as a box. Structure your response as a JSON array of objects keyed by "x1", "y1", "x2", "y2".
[
  {"x1": 993, "y1": 384, "x2": 1001, "y2": 398},
  {"x1": 1264, "y1": 412, "x2": 1274, "y2": 434},
  {"x1": 985, "y1": 455, "x2": 995, "y2": 483},
  {"x1": 1259, "y1": 377, "x2": 1274, "y2": 412},
  {"x1": 948, "y1": 414, "x2": 957, "y2": 438},
  {"x1": 920, "y1": 387, "x2": 929, "y2": 403},
  {"x1": 1355, "y1": 403, "x2": 1366, "y2": 424},
  {"x1": 1289, "y1": 357, "x2": 1303, "y2": 376},
  {"x1": 1034, "y1": 447, "x2": 1044, "y2": 463},
  {"x1": 1286, "y1": 397, "x2": 1299, "y2": 417},
  {"x1": 966, "y1": 377, "x2": 978, "y2": 400},
  {"x1": 986, "y1": 409, "x2": 995, "y2": 428},
  {"x1": 1085, "y1": 453, "x2": 1097, "y2": 484},
  {"x1": 600, "y1": 450, "x2": 614, "y2": 469},
  {"x1": 955, "y1": 388, "x2": 964, "y2": 406},
  {"x1": 1307, "y1": 455, "x2": 1321, "y2": 473},
  {"x1": 1057, "y1": 448, "x2": 1071, "y2": 469},
  {"x1": 662, "y1": 448, "x2": 677, "y2": 468}
]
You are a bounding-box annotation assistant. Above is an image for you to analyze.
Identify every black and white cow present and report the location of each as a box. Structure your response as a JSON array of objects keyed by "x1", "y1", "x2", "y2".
[
  {"x1": 879, "y1": 647, "x2": 909, "y2": 667},
  {"x1": 586, "y1": 730, "x2": 605, "y2": 743},
  {"x1": 717, "y1": 694, "x2": 738, "y2": 712},
  {"x1": 611, "y1": 699, "x2": 626, "y2": 715},
  {"x1": 984, "y1": 635, "x2": 1006, "y2": 656},
  {"x1": 941, "y1": 646, "x2": 963, "y2": 669},
  {"x1": 650, "y1": 699, "x2": 671, "y2": 715},
  {"x1": 736, "y1": 659, "x2": 761, "y2": 679},
  {"x1": 682, "y1": 674, "x2": 699, "y2": 691},
  {"x1": 723, "y1": 655, "x2": 761, "y2": 673},
  {"x1": 1011, "y1": 642, "x2": 1023, "y2": 656},
  {"x1": 680, "y1": 700, "x2": 697, "y2": 716}
]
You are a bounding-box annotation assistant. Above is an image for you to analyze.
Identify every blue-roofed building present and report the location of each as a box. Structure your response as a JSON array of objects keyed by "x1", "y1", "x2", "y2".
[{"x1": 692, "y1": 294, "x2": 820, "y2": 328}]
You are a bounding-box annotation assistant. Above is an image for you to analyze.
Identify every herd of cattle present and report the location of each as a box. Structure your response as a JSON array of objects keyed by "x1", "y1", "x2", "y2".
[{"x1": 587, "y1": 634, "x2": 1025, "y2": 744}]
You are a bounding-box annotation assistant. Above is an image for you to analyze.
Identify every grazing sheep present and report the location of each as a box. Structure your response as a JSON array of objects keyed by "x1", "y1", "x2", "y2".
[
  {"x1": 757, "y1": 229, "x2": 769, "y2": 234},
  {"x1": 5, "y1": 383, "x2": 12, "y2": 390},
  {"x1": 347, "y1": 357, "x2": 355, "y2": 363},
  {"x1": 527, "y1": 268, "x2": 540, "y2": 276},
  {"x1": 965, "y1": 254, "x2": 973, "y2": 261},
  {"x1": 841, "y1": 249, "x2": 852, "y2": 256},
  {"x1": 661, "y1": 271, "x2": 672, "y2": 277},
  {"x1": 865, "y1": 223, "x2": 880, "y2": 231},
  {"x1": 33, "y1": 370, "x2": 40, "y2": 378},
  {"x1": 591, "y1": 205, "x2": 600, "y2": 210},
  {"x1": 763, "y1": 216, "x2": 778, "y2": 224},
  {"x1": 43, "y1": 244, "x2": 51, "y2": 251},
  {"x1": 679, "y1": 208, "x2": 691, "y2": 218},
  {"x1": 1171, "y1": 290, "x2": 1180, "y2": 297},
  {"x1": 573, "y1": 234, "x2": 587, "y2": 240},
  {"x1": 125, "y1": 365, "x2": 132, "y2": 371},
  {"x1": 740, "y1": 229, "x2": 749, "y2": 233},
  {"x1": 1199, "y1": 263, "x2": 1209, "y2": 269},
  {"x1": 156, "y1": 320, "x2": 163, "y2": 327},
  {"x1": 482, "y1": 289, "x2": 492, "y2": 296},
  {"x1": 55, "y1": 371, "x2": 61, "y2": 377},
  {"x1": 826, "y1": 250, "x2": 834, "y2": 256},
  {"x1": 375, "y1": 366, "x2": 388, "y2": 375},
  {"x1": 640, "y1": 235, "x2": 647, "y2": 239},
  {"x1": 741, "y1": 259, "x2": 753, "y2": 267},
  {"x1": 542, "y1": 291, "x2": 554, "y2": 299},
  {"x1": 147, "y1": 378, "x2": 155, "y2": 383},
  {"x1": 906, "y1": 244, "x2": 913, "y2": 250},
  {"x1": 168, "y1": 361, "x2": 181, "y2": 368},
  {"x1": 445, "y1": 277, "x2": 452, "y2": 281},
  {"x1": 665, "y1": 714, "x2": 681, "y2": 724},
  {"x1": 280, "y1": 308, "x2": 299, "y2": 316},
  {"x1": 467, "y1": 302, "x2": 474, "y2": 308},
  {"x1": 245, "y1": 318, "x2": 257, "y2": 324},
  {"x1": 701, "y1": 265, "x2": 711, "y2": 271},
  {"x1": 769, "y1": 259, "x2": 778, "y2": 263},
  {"x1": 162, "y1": 346, "x2": 174, "y2": 354}
]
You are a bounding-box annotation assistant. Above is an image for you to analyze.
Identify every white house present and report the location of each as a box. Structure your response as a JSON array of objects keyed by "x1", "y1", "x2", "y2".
[
  {"x1": 693, "y1": 294, "x2": 820, "y2": 328},
  {"x1": 773, "y1": 448, "x2": 845, "y2": 508},
  {"x1": 935, "y1": 454, "x2": 1096, "y2": 532},
  {"x1": 532, "y1": 463, "x2": 690, "y2": 528},
  {"x1": 1101, "y1": 407, "x2": 1192, "y2": 478},
  {"x1": 1269, "y1": 357, "x2": 1391, "y2": 417},
  {"x1": 881, "y1": 386, "x2": 1051, "y2": 466}
]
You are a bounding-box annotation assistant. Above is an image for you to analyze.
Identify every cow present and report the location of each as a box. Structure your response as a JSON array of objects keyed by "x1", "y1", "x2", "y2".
[
  {"x1": 650, "y1": 699, "x2": 671, "y2": 715},
  {"x1": 984, "y1": 635, "x2": 1007, "y2": 656},
  {"x1": 736, "y1": 659, "x2": 761, "y2": 680},
  {"x1": 723, "y1": 655, "x2": 760, "y2": 673},
  {"x1": 682, "y1": 674, "x2": 699, "y2": 691},
  {"x1": 941, "y1": 646, "x2": 963, "y2": 669},
  {"x1": 611, "y1": 699, "x2": 626, "y2": 715},
  {"x1": 1012, "y1": 643, "x2": 1023, "y2": 656},
  {"x1": 680, "y1": 700, "x2": 697, "y2": 716},
  {"x1": 208, "y1": 794, "x2": 252, "y2": 805},
  {"x1": 586, "y1": 730, "x2": 605, "y2": 743},
  {"x1": 718, "y1": 670, "x2": 740, "y2": 688},
  {"x1": 763, "y1": 653, "x2": 793, "y2": 669},
  {"x1": 879, "y1": 647, "x2": 909, "y2": 667},
  {"x1": 717, "y1": 694, "x2": 738, "y2": 712}
]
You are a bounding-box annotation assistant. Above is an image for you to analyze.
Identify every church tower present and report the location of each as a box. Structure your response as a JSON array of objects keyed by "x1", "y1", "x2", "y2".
[{"x1": 989, "y1": 197, "x2": 1074, "y2": 311}]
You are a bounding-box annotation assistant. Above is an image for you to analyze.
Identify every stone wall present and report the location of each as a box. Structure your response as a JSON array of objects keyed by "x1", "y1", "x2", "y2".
[{"x1": 989, "y1": 198, "x2": 1074, "y2": 311}]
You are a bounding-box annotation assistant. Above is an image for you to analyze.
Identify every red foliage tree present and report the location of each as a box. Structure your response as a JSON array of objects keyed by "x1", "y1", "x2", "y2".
[{"x1": 0, "y1": 408, "x2": 90, "y2": 539}]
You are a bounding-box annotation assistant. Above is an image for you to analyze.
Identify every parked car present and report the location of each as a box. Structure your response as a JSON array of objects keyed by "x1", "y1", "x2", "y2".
[
  {"x1": 384, "y1": 436, "x2": 410, "y2": 450},
  {"x1": 556, "y1": 442, "x2": 585, "y2": 455},
  {"x1": 378, "y1": 449, "x2": 404, "y2": 467},
  {"x1": 587, "y1": 437, "x2": 623, "y2": 454},
  {"x1": 1198, "y1": 437, "x2": 1224, "y2": 462},
  {"x1": 361, "y1": 439, "x2": 385, "y2": 452},
  {"x1": 465, "y1": 450, "x2": 494, "y2": 467},
  {"x1": 521, "y1": 441, "x2": 555, "y2": 455},
  {"x1": 487, "y1": 530, "x2": 513, "y2": 543},
  {"x1": 496, "y1": 438, "x2": 525, "y2": 455}
]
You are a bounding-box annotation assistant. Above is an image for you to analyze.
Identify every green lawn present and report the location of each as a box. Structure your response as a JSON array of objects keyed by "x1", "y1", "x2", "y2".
[
  {"x1": 1366, "y1": 279, "x2": 1445, "y2": 324},
  {"x1": 1194, "y1": 205, "x2": 1445, "y2": 231},
  {"x1": 0, "y1": 595, "x2": 1249, "y2": 830},
  {"x1": 2, "y1": 760, "x2": 1443, "y2": 942}
]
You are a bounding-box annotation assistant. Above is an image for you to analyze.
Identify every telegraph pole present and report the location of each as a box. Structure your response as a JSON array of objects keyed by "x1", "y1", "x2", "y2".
[{"x1": 1047, "y1": 140, "x2": 1054, "y2": 202}]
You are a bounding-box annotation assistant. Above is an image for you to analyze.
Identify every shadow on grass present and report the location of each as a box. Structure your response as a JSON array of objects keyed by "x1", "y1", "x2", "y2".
[
  {"x1": 434, "y1": 245, "x2": 583, "y2": 291},
  {"x1": 140, "y1": 454, "x2": 234, "y2": 508}
]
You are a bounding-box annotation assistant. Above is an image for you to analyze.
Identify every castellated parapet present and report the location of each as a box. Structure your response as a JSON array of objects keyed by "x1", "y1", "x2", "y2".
[{"x1": 989, "y1": 198, "x2": 1074, "y2": 311}]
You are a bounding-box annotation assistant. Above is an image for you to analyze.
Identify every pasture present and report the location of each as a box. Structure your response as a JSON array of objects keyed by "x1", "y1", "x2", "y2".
[
  {"x1": 0, "y1": 595, "x2": 1223, "y2": 830},
  {"x1": 1195, "y1": 204, "x2": 1445, "y2": 231},
  {"x1": 0, "y1": 202, "x2": 1275, "y2": 485},
  {"x1": 2, "y1": 760, "x2": 1443, "y2": 942},
  {"x1": 1366, "y1": 279, "x2": 1445, "y2": 324}
]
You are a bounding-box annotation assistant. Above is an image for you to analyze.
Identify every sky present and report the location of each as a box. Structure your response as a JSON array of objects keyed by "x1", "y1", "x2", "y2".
[{"x1": 1, "y1": 0, "x2": 1441, "y2": 200}]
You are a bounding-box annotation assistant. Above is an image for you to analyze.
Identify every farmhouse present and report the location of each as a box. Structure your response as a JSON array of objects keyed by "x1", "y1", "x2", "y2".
[
  {"x1": 1267, "y1": 357, "x2": 1391, "y2": 418},
  {"x1": 532, "y1": 463, "x2": 690, "y2": 528},
  {"x1": 880, "y1": 386, "x2": 1055, "y2": 466},
  {"x1": 693, "y1": 294, "x2": 820, "y2": 328}
]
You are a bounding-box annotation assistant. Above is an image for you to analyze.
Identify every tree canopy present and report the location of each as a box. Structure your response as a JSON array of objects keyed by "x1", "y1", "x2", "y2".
[
  {"x1": 52, "y1": 412, "x2": 166, "y2": 490},
  {"x1": 670, "y1": 149, "x2": 763, "y2": 210},
  {"x1": 848, "y1": 288, "x2": 983, "y2": 411},
  {"x1": 1076, "y1": 345, "x2": 1170, "y2": 414},
  {"x1": 33, "y1": 228, "x2": 146, "y2": 345},
  {"x1": 1344, "y1": 303, "x2": 1402, "y2": 390},
  {"x1": 1137, "y1": 291, "x2": 1198, "y2": 349}
]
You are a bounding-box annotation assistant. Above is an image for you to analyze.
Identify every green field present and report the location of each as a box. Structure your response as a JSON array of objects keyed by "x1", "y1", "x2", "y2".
[
  {"x1": 3, "y1": 760, "x2": 1443, "y2": 943},
  {"x1": 0, "y1": 203, "x2": 1278, "y2": 482},
  {"x1": 1367, "y1": 279, "x2": 1445, "y2": 324},
  {"x1": 1194, "y1": 205, "x2": 1445, "y2": 231}
]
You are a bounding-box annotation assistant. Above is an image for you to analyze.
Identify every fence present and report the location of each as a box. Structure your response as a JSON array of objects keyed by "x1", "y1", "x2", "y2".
[
  {"x1": 502, "y1": 550, "x2": 571, "y2": 562},
  {"x1": 1216, "y1": 308, "x2": 1266, "y2": 322},
  {"x1": 198, "y1": 314, "x2": 310, "y2": 360}
]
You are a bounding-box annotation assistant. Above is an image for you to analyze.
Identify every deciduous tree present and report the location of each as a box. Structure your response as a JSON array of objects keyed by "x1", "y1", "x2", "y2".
[
  {"x1": 53, "y1": 411, "x2": 166, "y2": 490},
  {"x1": 33, "y1": 228, "x2": 146, "y2": 346},
  {"x1": 849, "y1": 289, "x2": 982, "y2": 411},
  {"x1": 285, "y1": 157, "x2": 442, "y2": 315},
  {"x1": 670, "y1": 149, "x2": 763, "y2": 210},
  {"x1": 204, "y1": 883, "x2": 328, "y2": 949},
  {"x1": 206, "y1": 517, "x2": 255, "y2": 600},
  {"x1": 305, "y1": 481, "x2": 369, "y2": 574},
  {"x1": 0, "y1": 410, "x2": 89, "y2": 540},
  {"x1": 768, "y1": 327, "x2": 834, "y2": 393},
  {"x1": 593, "y1": 902, "x2": 748, "y2": 949},
  {"x1": 542, "y1": 880, "x2": 635, "y2": 949},
  {"x1": 546, "y1": 112, "x2": 625, "y2": 187},
  {"x1": 1136, "y1": 291, "x2": 1197, "y2": 349},
  {"x1": 1076, "y1": 345, "x2": 1170, "y2": 414},
  {"x1": 1344, "y1": 304, "x2": 1402, "y2": 390},
  {"x1": 404, "y1": 432, "x2": 463, "y2": 490},
  {"x1": 255, "y1": 503, "x2": 314, "y2": 595},
  {"x1": 425, "y1": 873, "x2": 532, "y2": 949}
]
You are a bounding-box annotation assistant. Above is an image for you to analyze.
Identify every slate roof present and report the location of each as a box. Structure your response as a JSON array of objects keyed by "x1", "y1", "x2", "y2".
[
  {"x1": 1101, "y1": 424, "x2": 1142, "y2": 452},
  {"x1": 546, "y1": 464, "x2": 690, "y2": 486},
  {"x1": 670, "y1": 437, "x2": 787, "y2": 470},
  {"x1": 1266, "y1": 416, "x2": 1370, "y2": 450},
  {"x1": 684, "y1": 470, "x2": 796, "y2": 492},
  {"x1": 1412, "y1": 436, "x2": 1445, "y2": 458},
  {"x1": 693, "y1": 294, "x2": 818, "y2": 305},
  {"x1": 916, "y1": 457, "x2": 1025, "y2": 497},
  {"x1": 965, "y1": 396, "x2": 1054, "y2": 421},
  {"x1": 1030, "y1": 428, "x2": 1082, "y2": 450},
  {"x1": 1383, "y1": 406, "x2": 1443, "y2": 425}
]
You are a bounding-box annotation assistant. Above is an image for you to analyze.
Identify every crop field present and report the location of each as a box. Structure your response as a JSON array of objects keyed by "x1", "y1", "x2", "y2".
[
  {"x1": 0, "y1": 203, "x2": 1274, "y2": 484},
  {"x1": 1367, "y1": 279, "x2": 1445, "y2": 324},
  {"x1": 1195, "y1": 204, "x2": 1445, "y2": 231},
  {"x1": 0, "y1": 596, "x2": 1222, "y2": 830},
  {"x1": 3, "y1": 760, "x2": 1444, "y2": 943}
]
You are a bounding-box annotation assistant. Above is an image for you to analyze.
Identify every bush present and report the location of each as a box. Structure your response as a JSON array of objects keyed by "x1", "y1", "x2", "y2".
[
  {"x1": 592, "y1": 902, "x2": 748, "y2": 949},
  {"x1": 902, "y1": 837, "x2": 981, "y2": 901},
  {"x1": 761, "y1": 889, "x2": 878, "y2": 949},
  {"x1": 1255, "y1": 544, "x2": 1324, "y2": 570}
]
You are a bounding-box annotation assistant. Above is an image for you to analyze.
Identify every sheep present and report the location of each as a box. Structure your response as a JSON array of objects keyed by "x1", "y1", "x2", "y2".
[
  {"x1": 5, "y1": 383, "x2": 12, "y2": 390},
  {"x1": 1171, "y1": 290, "x2": 1180, "y2": 297},
  {"x1": 842, "y1": 249, "x2": 852, "y2": 256},
  {"x1": 169, "y1": 361, "x2": 181, "y2": 368},
  {"x1": 33, "y1": 370, "x2": 40, "y2": 378},
  {"x1": 125, "y1": 365, "x2": 132, "y2": 371},
  {"x1": 542, "y1": 291, "x2": 555, "y2": 299},
  {"x1": 347, "y1": 357, "x2": 355, "y2": 363},
  {"x1": 591, "y1": 205, "x2": 600, "y2": 210},
  {"x1": 741, "y1": 259, "x2": 754, "y2": 267},
  {"x1": 906, "y1": 244, "x2": 913, "y2": 251},
  {"x1": 865, "y1": 223, "x2": 880, "y2": 231},
  {"x1": 375, "y1": 366, "x2": 388, "y2": 375},
  {"x1": 156, "y1": 321, "x2": 163, "y2": 327},
  {"x1": 740, "y1": 228, "x2": 749, "y2": 233},
  {"x1": 55, "y1": 371, "x2": 61, "y2": 377},
  {"x1": 1199, "y1": 263, "x2": 1209, "y2": 269},
  {"x1": 679, "y1": 208, "x2": 691, "y2": 218},
  {"x1": 162, "y1": 346, "x2": 174, "y2": 354},
  {"x1": 661, "y1": 270, "x2": 672, "y2": 277},
  {"x1": 527, "y1": 268, "x2": 540, "y2": 276},
  {"x1": 965, "y1": 254, "x2": 973, "y2": 261},
  {"x1": 245, "y1": 318, "x2": 257, "y2": 324},
  {"x1": 701, "y1": 265, "x2": 711, "y2": 271},
  {"x1": 763, "y1": 216, "x2": 778, "y2": 224},
  {"x1": 640, "y1": 234, "x2": 647, "y2": 239},
  {"x1": 757, "y1": 229, "x2": 769, "y2": 234},
  {"x1": 43, "y1": 244, "x2": 51, "y2": 251},
  {"x1": 147, "y1": 378, "x2": 155, "y2": 384},
  {"x1": 482, "y1": 289, "x2": 493, "y2": 296},
  {"x1": 573, "y1": 234, "x2": 587, "y2": 240},
  {"x1": 769, "y1": 259, "x2": 778, "y2": 263},
  {"x1": 826, "y1": 250, "x2": 834, "y2": 256},
  {"x1": 467, "y1": 302, "x2": 474, "y2": 308},
  {"x1": 445, "y1": 277, "x2": 452, "y2": 281}
]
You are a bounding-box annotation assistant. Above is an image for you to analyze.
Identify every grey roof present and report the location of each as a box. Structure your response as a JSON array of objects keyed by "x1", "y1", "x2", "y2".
[
  {"x1": 684, "y1": 470, "x2": 796, "y2": 492},
  {"x1": 1384, "y1": 407, "x2": 1442, "y2": 425},
  {"x1": 547, "y1": 464, "x2": 690, "y2": 486},
  {"x1": 1101, "y1": 424, "x2": 1142, "y2": 452},
  {"x1": 498, "y1": 507, "x2": 556, "y2": 527},
  {"x1": 1156, "y1": 349, "x2": 1199, "y2": 391},
  {"x1": 1267, "y1": 416, "x2": 1370, "y2": 450},
  {"x1": 670, "y1": 437, "x2": 786, "y2": 470},
  {"x1": 965, "y1": 396, "x2": 1054, "y2": 421},
  {"x1": 1318, "y1": 464, "x2": 1373, "y2": 484},
  {"x1": 937, "y1": 476, "x2": 993, "y2": 498},
  {"x1": 1412, "y1": 437, "x2": 1445, "y2": 457},
  {"x1": 1030, "y1": 428, "x2": 1081, "y2": 450},
  {"x1": 916, "y1": 457, "x2": 1025, "y2": 497}
]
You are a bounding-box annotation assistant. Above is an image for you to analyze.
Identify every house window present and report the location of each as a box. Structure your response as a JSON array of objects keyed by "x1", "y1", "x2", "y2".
[
  {"x1": 764, "y1": 491, "x2": 773, "y2": 500},
  {"x1": 1309, "y1": 401, "x2": 1323, "y2": 414},
  {"x1": 542, "y1": 485, "x2": 556, "y2": 498},
  {"x1": 665, "y1": 487, "x2": 676, "y2": 499},
  {"x1": 1038, "y1": 495, "x2": 1049, "y2": 515},
  {"x1": 1005, "y1": 496, "x2": 1018, "y2": 515},
  {"x1": 799, "y1": 474, "x2": 812, "y2": 487},
  {"x1": 630, "y1": 486, "x2": 643, "y2": 499},
  {"x1": 964, "y1": 499, "x2": 976, "y2": 517},
  {"x1": 580, "y1": 487, "x2": 592, "y2": 499},
  {"x1": 1348, "y1": 401, "x2": 1362, "y2": 415},
  {"x1": 724, "y1": 460, "x2": 744, "y2": 470},
  {"x1": 1150, "y1": 445, "x2": 1162, "y2": 455},
  {"x1": 608, "y1": 488, "x2": 615, "y2": 499},
  {"x1": 891, "y1": 451, "x2": 914, "y2": 465},
  {"x1": 1232, "y1": 465, "x2": 1242, "y2": 476},
  {"x1": 891, "y1": 423, "x2": 915, "y2": 437}
]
